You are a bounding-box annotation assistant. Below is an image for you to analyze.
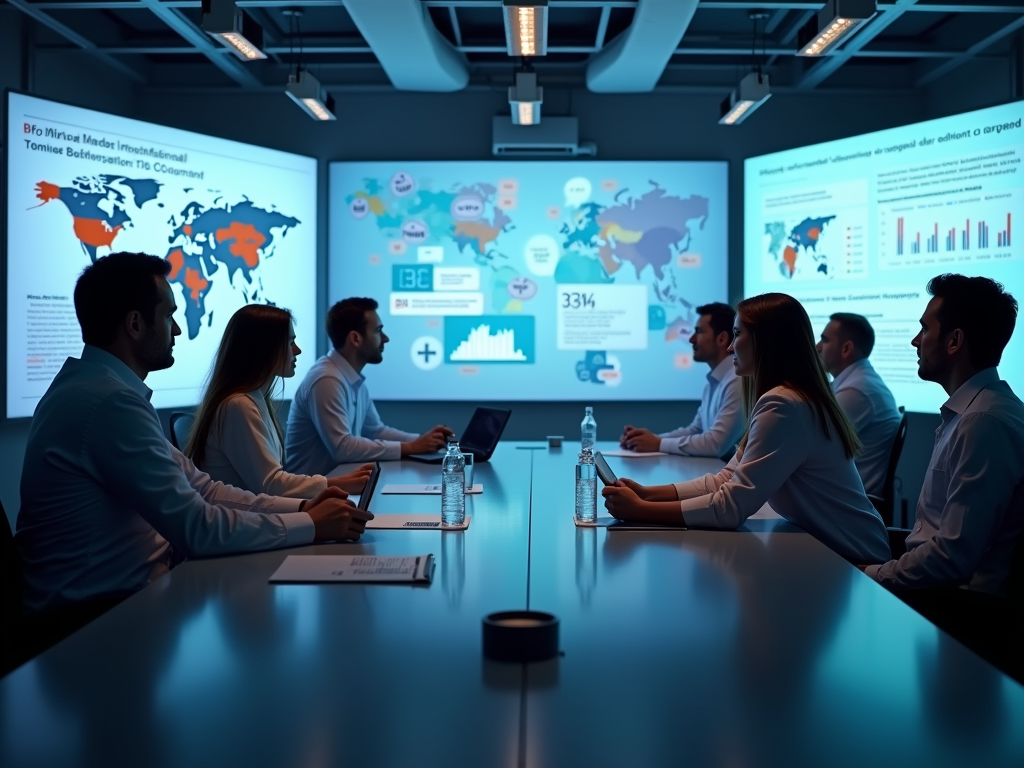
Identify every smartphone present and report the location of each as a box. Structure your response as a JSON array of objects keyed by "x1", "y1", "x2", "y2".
[
  {"x1": 594, "y1": 452, "x2": 618, "y2": 486},
  {"x1": 357, "y1": 462, "x2": 382, "y2": 512}
]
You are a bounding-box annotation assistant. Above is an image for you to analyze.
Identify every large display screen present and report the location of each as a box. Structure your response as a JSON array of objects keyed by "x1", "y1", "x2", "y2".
[
  {"x1": 329, "y1": 161, "x2": 728, "y2": 401},
  {"x1": 745, "y1": 101, "x2": 1023, "y2": 413},
  {"x1": 5, "y1": 92, "x2": 318, "y2": 418}
]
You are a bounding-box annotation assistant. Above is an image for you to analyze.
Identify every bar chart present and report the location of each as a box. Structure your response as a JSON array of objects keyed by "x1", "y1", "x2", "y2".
[{"x1": 880, "y1": 191, "x2": 1020, "y2": 271}]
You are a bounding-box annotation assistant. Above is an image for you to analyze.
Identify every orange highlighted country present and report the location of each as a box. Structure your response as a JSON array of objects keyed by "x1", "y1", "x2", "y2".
[
  {"x1": 783, "y1": 246, "x2": 798, "y2": 276},
  {"x1": 73, "y1": 218, "x2": 121, "y2": 249},
  {"x1": 215, "y1": 221, "x2": 266, "y2": 268},
  {"x1": 35, "y1": 181, "x2": 61, "y2": 204},
  {"x1": 167, "y1": 248, "x2": 185, "y2": 280},
  {"x1": 184, "y1": 267, "x2": 209, "y2": 302}
]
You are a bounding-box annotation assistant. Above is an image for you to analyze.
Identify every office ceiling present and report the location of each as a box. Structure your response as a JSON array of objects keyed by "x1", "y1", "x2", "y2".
[{"x1": 6, "y1": 0, "x2": 1024, "y2": 94}]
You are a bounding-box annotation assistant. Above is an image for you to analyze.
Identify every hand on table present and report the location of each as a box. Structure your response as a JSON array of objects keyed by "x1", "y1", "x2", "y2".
[
  {"x1": 620, "y1": 426, "x2": 662, "y2": 453},
  {"x1": 601, "y1": 481, "x2": 648, "y2": 521},
  {"x1": 327, "y1": 463, "x2": 374, "y2": 494},
  {"x1": 402, "y1": 425, "x2": 454, "y2": 456},
  {"x1": 303, "y1": 487, "x2": 373, "y2": 542}
]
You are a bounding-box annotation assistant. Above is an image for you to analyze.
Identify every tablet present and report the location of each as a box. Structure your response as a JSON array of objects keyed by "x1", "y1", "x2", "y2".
[
  {"x1": 357, "y1": 462, "x2": 382, "y2": 512},
  {"x1": 594, "y1": 452, "x2": 617, "y2": 486}
]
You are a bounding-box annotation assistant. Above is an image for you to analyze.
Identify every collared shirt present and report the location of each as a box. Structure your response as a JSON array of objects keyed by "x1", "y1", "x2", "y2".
[
  {"x1": 830, "y1": 358, "x2": 902, "y2": 497},
  {"x1": 284, "y1": 350, "x2": 418, "y2": 474},
  {"x1": 659, "y1": 357, "x2": 743, "y2": 458},
  {"x1": 673, "y1": 386, "x2": 890, "y2": 564},
  {"x1": 16, "y1": 346, "x2": 314, "y2": 613},
  {"x1": 866, "y1": 368, "x2": 1024, "y2": 594},
  {"x1": 200, "y1": 389, "x2": 328, "y2": 498}
]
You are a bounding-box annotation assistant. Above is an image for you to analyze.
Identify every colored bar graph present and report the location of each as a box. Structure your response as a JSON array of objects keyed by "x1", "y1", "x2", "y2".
[{"x1": 897, "y1": 217, "x2": 904, "y2": 256}]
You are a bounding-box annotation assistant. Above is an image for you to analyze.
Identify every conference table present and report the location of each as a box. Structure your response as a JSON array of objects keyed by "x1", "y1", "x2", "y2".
[{"x1": 1, "y1": 442, "x2": 1022, "y2": 768}]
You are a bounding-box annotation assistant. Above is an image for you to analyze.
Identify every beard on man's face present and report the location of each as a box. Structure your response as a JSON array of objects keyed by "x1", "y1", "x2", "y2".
[{"x1": 137, "y1": 328, "x2": 175, "y2": 372}]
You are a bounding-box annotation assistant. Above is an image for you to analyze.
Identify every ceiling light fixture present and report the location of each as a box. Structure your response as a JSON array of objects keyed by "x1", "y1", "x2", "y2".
[
  {"x1": 201, "y1": 0, "x2": 267, "y2": 60},
  {"x1": 286, "y1": 70, "x2": 336, "y2": 121},
  {"x1": 509, "y1": 69, "x2": 543, "y2": 126},
  {"x1": 797, "y1": 0, "x2": 877, "y2": 57},
  {"x1": 719, "y1": 71, "x2": 771, "y2": 126},
  {"x1": 503, "y1": 0, "x2": 548, "y2": 57}
]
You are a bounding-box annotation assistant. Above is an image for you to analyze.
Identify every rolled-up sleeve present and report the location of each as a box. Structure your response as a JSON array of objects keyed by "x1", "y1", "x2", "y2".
[
  {"x1": 868, "y1": 414, "x2": 1022, "y2": 590},
  {"x1": 676, "y1": 395, "x2": 805, "y2": 529},
  {"x1": 88, "y1": 389, "x2": 315, "y2": 557},
  {"x1": 667, "y1": 377, "x2": 744, "y2": 458},
  {"x1": 308, "y1": 378, "x2": 403, "y2": 462}
]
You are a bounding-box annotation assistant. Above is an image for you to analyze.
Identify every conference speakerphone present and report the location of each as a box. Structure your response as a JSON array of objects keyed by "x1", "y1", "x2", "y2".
[{"x1": 407, "y1": 407, "x2": 512, "y2": 463}]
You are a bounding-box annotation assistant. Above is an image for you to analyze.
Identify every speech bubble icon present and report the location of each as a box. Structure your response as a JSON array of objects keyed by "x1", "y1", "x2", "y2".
[
  {"x1": 524, "y1": 235, "x2": 561, "y2": 277},
  {"x1": 507, "y1": 276, "x2": 538, "y2": 301},
  {"x1": 350, "y1": 197, "x2": 370, "y2": 219},
  {"x1": 391, "y1": 171, "x2": 415, "y2": 197},
  {"x1": 564, "y1": 177, "x2": 592, "y2": 208},
  {"x1": 401, "y1": 220, "x2": 429, "y2": 243},
  {"x1": 451, "y1": 196, "x2": 484, "y2": 221}
]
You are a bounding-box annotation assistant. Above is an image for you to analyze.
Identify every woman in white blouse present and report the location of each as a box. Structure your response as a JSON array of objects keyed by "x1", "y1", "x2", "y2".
[
  {"x1": 185, "y1": 305, "x2": 373, "y2": 498},
  {"x1": 603, "y1": 292, "x2": 890, "y2": 564}
]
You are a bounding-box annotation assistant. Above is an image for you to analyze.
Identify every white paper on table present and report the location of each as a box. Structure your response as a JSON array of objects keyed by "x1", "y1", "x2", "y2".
[
  {"x1": 382, "y1": 484, "x2": 483, "y2": 495},
  {"x1": 599, "y1": 450, "x2": 667, "y2": 458},
  {"x1": 269, "y1": 554, "x2": 435, "y2": 583},
  {"x1": 366, "y1": 514, "x2": 471, "y2": 531}
]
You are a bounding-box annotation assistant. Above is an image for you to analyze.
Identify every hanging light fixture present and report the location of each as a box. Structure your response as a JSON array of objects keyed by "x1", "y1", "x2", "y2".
[
  {"x1": 282, "y1": 9, "x2": 335, "y2": 121},
  {"x1": 509, "y1": 68, "x2": 543, "y2": 125},
  {"x1": 201, "y1": 0, "x2": 267, "y2": 60},
  {"x1": 503, "y1": 0, "x2": 549, "y2": 57},
  {"x1": 719, "y1": 13, "x2": 771, "y2": 126},
  {"x1": 797, "y1": 0, "x2": 877, "y2": 57}
]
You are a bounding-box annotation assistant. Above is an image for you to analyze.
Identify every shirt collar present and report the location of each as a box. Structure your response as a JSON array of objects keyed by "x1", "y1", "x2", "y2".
[
  {"x1": 81, "y1": 345, "x2": 153, "y2": 402},
  {"x1": 942, "y1": 367, "x2": 999, "y2": 417},
  {"x1": 328, "y1": 348, "x2": 365, "y2": 387},
  {"x1": 831, "y1": 358, "x2": 869, "y2": 389},
  {"x1": 708, "y1": 356, "x2": 734, "y2": 385}
]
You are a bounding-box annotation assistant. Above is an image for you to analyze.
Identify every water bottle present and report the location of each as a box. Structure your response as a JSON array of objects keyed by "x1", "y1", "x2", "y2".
[
  {"x1": 575, "y1": 447, "x2": 597, "y2": 523},
  {"x1": 441, "y1": 437, "x2": 466, "y2": 526},
  {"x1": 581, "y1": 406, "x2": 597, "y2": 452}
]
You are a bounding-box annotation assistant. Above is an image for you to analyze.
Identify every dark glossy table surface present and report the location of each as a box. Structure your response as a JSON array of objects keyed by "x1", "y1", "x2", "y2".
[{"x1": 2, "y1": 442, "x2": 1022, "y2": 768}]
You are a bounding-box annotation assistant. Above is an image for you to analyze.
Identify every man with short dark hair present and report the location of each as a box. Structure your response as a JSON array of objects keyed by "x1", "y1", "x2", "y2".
[
  {"x1": 816, "y1": 312, "x2": 901, "y2": 496},
  {"x1": 620, "y1": 302, "x2": 742, "y2": 457},
  {"x1": 285, "y1": 297, "x2": 451, "y2": 473},
  {"x1": 17, "y1": 253, "x2": 369, "y2": 614},
  {"x1": 866, "y1": 274, "x2": 1023, "y2": 595}
]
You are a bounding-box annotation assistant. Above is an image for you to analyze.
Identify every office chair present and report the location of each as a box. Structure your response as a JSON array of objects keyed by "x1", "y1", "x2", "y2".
[
  {"x1": 169, "y1": 411, "x2": 195, "y2": 451},
  {"x1": 869, "y1": 406, "x2": 908, "y2": 527}
]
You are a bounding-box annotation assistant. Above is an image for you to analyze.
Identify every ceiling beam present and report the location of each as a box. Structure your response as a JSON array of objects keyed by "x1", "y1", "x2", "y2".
[
  {"x1": 795, "y1": 0, "x2": 921, "y2": 89},
  {"x1": 447, "y1": 6, "x2": 463, "y2": 46},
  {"x1": 5, "y1": 0, "x2": 144, "y2": 81},
  {"x1": 595, "y1": 4, "x2": 612, "y2": 49},
  {"x1": 916, "y1": 13, "x2": 1024, "y2": 85},
  {"x1": 137, "y1": 0, "x2": 262, "y2": 87}
]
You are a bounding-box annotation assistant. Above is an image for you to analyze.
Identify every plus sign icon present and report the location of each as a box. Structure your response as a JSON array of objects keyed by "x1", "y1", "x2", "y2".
[{"x1": 410, "y1": 336, "x2": 443, "y2": 371}]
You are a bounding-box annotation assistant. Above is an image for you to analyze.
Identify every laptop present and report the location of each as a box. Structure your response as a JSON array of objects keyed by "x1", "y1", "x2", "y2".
[{"x1": 407, "y1": 407, "x2": 512, "y2": 464}]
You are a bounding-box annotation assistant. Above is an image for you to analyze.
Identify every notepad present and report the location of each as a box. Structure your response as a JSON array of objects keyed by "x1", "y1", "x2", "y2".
[
  {"x1": 599, "y1": 450, "x2": 667, "y2": 458},
  {"x1": 382, "y1": 484, "x2": 483, "y2": 494},
  {"x1": 366, "y1": 514, "x2": 471, "y2": 531},
  {"x1": 269, "y1": 555, "x2": 435, "y2": 583}
]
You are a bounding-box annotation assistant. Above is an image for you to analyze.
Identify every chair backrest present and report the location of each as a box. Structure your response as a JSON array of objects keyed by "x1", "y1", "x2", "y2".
[
  {"x1": 878, "y1": 407, "x2": 909, "y2": 524},
  {"x1": 169, "y1": 411, "x2": 195, "y2": 451},
  {"x1": 1, "y1": 499, "x2": 23, "y2": 624}
]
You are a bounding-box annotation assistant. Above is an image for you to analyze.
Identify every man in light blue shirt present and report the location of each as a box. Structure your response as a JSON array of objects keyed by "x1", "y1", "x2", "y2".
[
  {"x1": 16, "y1": 253, "x2": 369, "y2": 614},
  {"x1": 285, "y1": 297, "x2": 451, "y2": 474},
  {"x1": 816, "y1": 312, "x2": 902, "y2": 497},
  {"x1": 866, "y1": 274, "x2": 1023, "y2": 595},
  {"x1": 621, "y1": 302, "x2": 743, "y2": 458}
]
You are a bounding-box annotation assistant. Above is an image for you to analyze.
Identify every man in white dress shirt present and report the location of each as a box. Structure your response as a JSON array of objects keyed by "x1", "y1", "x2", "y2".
[
  {"x1": 16, "y1": 253, "x2": 370, "y2": 616},
  {"x1": 865, "y1": 274, "x2": 1023, "y2": 596},
  {"x1": 620, "y1": 302, "x2": 742, "y2": 458},
  {"x1": 285, "y1": 298, "x2": 451, "y2": 474},
  {"x1": 816, "y1": 312, "x2": 902, "y2": 497}
]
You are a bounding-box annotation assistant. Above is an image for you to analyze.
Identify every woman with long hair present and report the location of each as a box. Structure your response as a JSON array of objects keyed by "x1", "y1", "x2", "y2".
[
  {"x1": 185, "y1": 304, "x2": 372, "y2": 498},
  {"x1": 603, "y1": 293, "x2": 890, "y2": 563}
]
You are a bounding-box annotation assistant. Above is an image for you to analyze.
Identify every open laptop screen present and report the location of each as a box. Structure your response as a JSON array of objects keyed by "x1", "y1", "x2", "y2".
[{"x1": 460, "y1": 407, "x2": 511, "y2": 457}]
